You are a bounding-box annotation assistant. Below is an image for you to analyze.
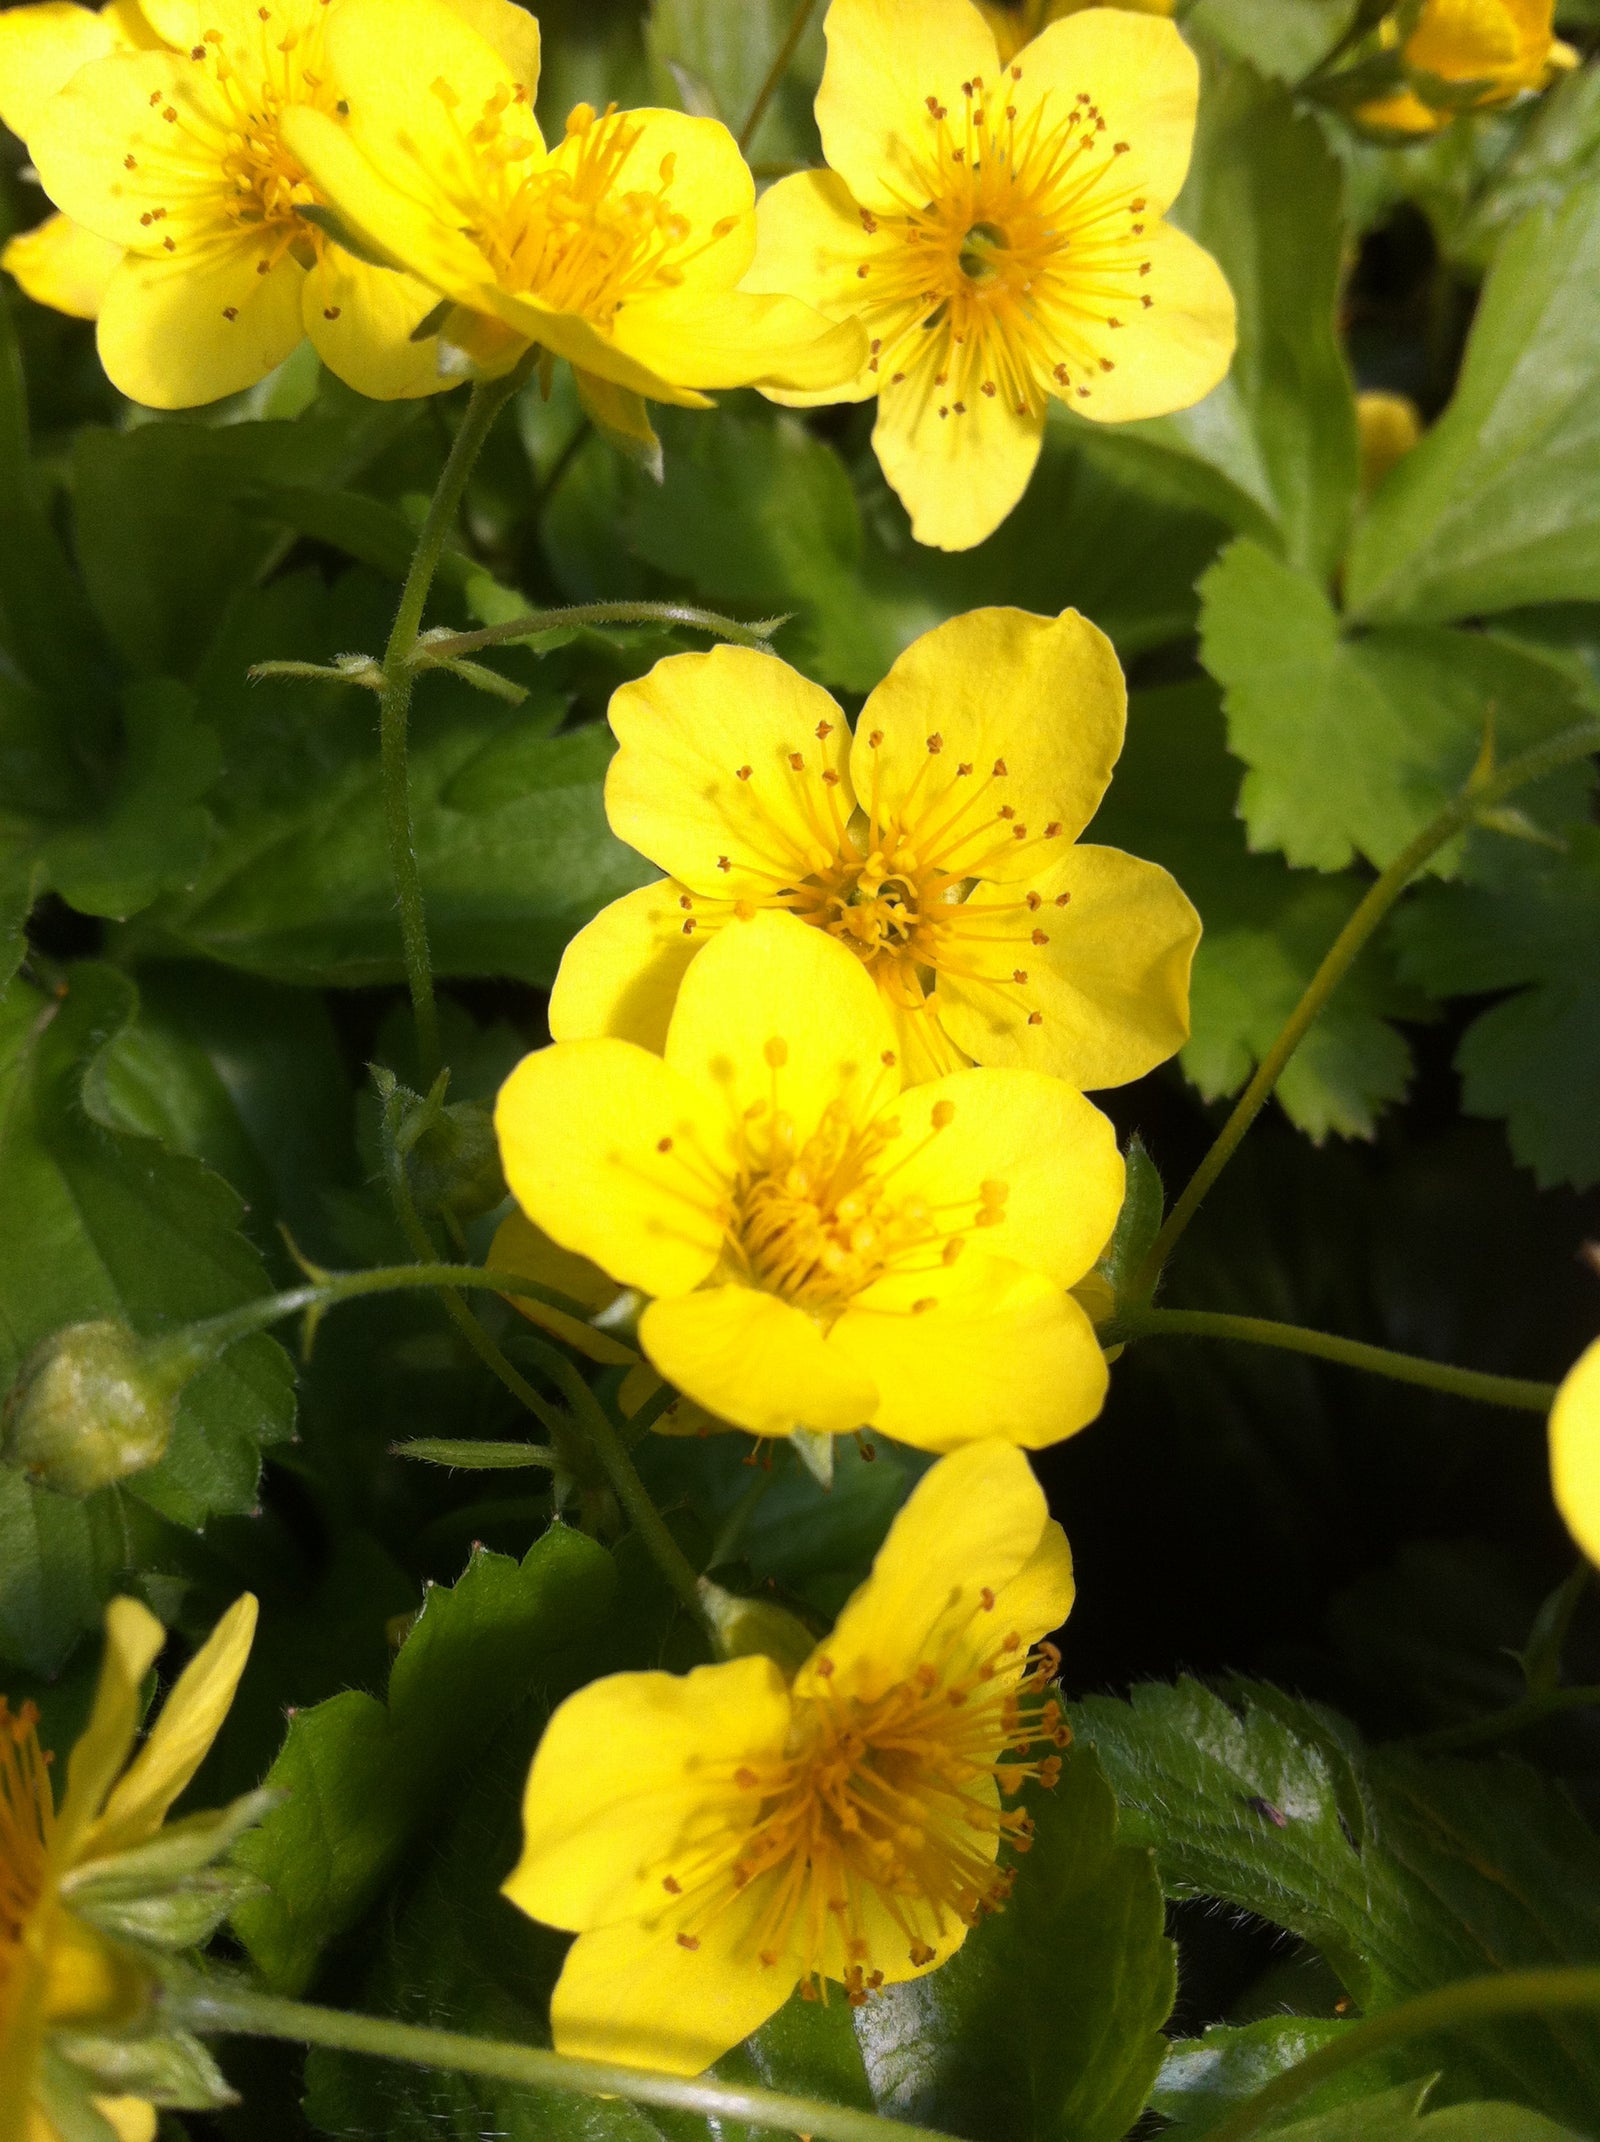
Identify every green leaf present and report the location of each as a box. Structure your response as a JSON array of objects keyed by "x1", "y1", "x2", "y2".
[
  {"x1": 852, "y1": 1746, "x2": 1175, "y2": 2142},
  {"x1": 233, "y1": 1523, "x2": 616, "y2": 1994},
  {"x1": 1183, "y1": 0, "x2": 1362, "y2": 83},
  {"x1": 127, "y1": 571, "x2": 652, "y2": 987},
  {"x1": 1074, "y1": 1679, "x2": 1600, "y2": 2126},
  {"x1": 1392, "y1": 827, "x2": 1600, "y2": 1188},
  {"x1": 1198, "y1": 538, "x2": 1595, "y2": 874},
  {"x1": 1346, "y1": 175, "x2": 1600, "y2": 625},
  {"x1": 1099, "y1": 53, "x2": 1358, "y2": 580},
  {"x1": 647, "y1": 0, "x2": 824, "y2": 164},
  {"x1": 1086, "y1": 683, "x2": 1421, "y2": 1140},
  {"x1": 1151, "y1": 2017, "x2": 1411, "y2": 2134},
  {"x1": 0, "y1": 848, "x2": 38, "y2": 999},
  {"x1": 1450, "y1": 63, "x2": 1600, "y2": 270},
  {"x1": 69, "y1": 386, "x2": 416, "y2": 677},
  {"x1": 0, "y1": 967, "x2": 293, "y2": 1670},
  {"x1": 1261, "y1": 2092, "x2": 1590, "y2": 2142}
]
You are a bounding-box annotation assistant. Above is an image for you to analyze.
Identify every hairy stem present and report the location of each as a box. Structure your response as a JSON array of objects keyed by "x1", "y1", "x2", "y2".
[
  {"x1": 379, "y1": 369, "x2": 525, "y2": 1081},
  {"x1": 1129, "y1": 718, "x2": 1600, "y2": 1301},
  {"x1": 739, "y1": 0, "x2": 821, "y2": 151},
  {"x1": 177, "y1": 1985, "x2": 954, "y2": 2142},
  {"x1": 418, "y1": 599, "x2": 786, "y2": 662},
  {"x1": 1117, "y1": 1306, "x2": 1557, "y2": 1413},
  {"x1": 1204, "y1": 1968, "x2": 1600, "y2": 2142}
]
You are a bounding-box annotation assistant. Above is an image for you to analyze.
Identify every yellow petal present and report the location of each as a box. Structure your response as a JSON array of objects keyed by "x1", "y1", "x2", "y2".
[
  {"x1": 85, "y1": 1594, "x2": 256, "y2": 1859},
  {"x1": 94, "y1": 2103, "x2": 157, "y2": 2142},
  {"x1": 853, "y1": 607, "x2": 1127, "y2": 881},
  {"x1": 550, "y1": 1895, "x2": 797, "y2": 2075},
  {"x1": 324, "y1": 0, "x2": 538, "y2": 194},
  {"x1": 480, "y1": 283, "x2": 714, "y2": 406},
  {"x1": 870, "y1": 1065, "x2": 1124, "y2": 1287},
  {"x1": 832, "y1": 1256, "x2": 1109, "y2": 1452},
  {"x1": 303, "y1": 252, "x2": 455, "y2": 401},
  {"x1": 104, "y1": 2, "x2": 166, "y2": 49},
  {"x1": 557, "y1": 106, "x2": 754, "y2": 281},
  {"x1": 745, "y1": 169, "x2": 882, "y2": 405},
  {"x1": 797, "y1": 1439, "x2": 1052, "y2": 1701},
  {"x1": 0, "y1": 2, "x2": 114, "y2": 142},
  {"x1": 56, "y1": 1596, "x2": 165, "y2": 1853},
  {"x1": 95, "y1": 244, "x2": 306, "y2": 408},
  {"x1": 548, "y1": 880, "x2": 712, "y2": 1052},
  {"x1": 1407, "y1": 0, "x2": 1523, "y2": 80},
  {"x1": 27, "y1": 49, "x2": 185, "y2": 247},
  {"x1": 615, "y1": 286, "x2": 867, "y2": 394},
  {"x1": 279, "y1": 104, "x2": 505, "y2": 309},
  {"x1": 495, "y1": 1039, "x2": 729, "y2": 1299},
  {"x1": 607, "y1": 645, "x2": 854, "y2": 898},
  {"x1": 505, "y1": 1652, "x2": 791, "y2": 1931},
  {"x1": 814, "y1": 0, "x2": 1000, "y2": 214},
  {"x1": 1017, "y1": 8, "x2": 1199, "y2": 214},
  {"x1": 1, "y1": 212, "x2": 120, "y2": 320},
  {"x1": 488, "y1": 1210, "x2": 640, "y2": 1368},
  {"x1": 435, "y1": 0, "x2": 540, "y2": 94},
  {"x1": 664, "y1": 910, "x2": 898, "y2": 1148},
  {"x1": 1354, "y1": 88, "x2": 1451, "y2": 134},
  {"x1": 1057, "y1": 217, "x2": 1236, "y2": 427},
  {"x1": 1552, "y1": 1337, "x2": 1600, "y2": 1566},
  {"x1": 938, "y1": 843, "x2": 1200, "y2": 1087},
  {"x1": 640, "y1": 1285, "x2": 877, "y2": 1437},
  {"x1": 873, "y1": 360, "x2": 1045, "y2": 552}
]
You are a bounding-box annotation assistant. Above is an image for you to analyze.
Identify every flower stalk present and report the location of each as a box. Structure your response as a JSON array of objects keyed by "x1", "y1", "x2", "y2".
[{"x1": 170, "y1": 1982, "x2": 955, "y2": 2142}]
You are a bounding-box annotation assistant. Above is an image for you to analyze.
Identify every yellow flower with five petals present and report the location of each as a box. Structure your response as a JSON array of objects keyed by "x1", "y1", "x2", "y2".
[
  {"x1": 497, "y1": 908, "x2": 1124, "y2": 1451},
  {"x1": 276, "y1": 0, "x2": 866, "y2": 442},
  {"x1": 745, "y1": 0, "x2": 1235, "y2": 549},
  {"x1": 503, "y1": 1438, "x2": 1075, "y2": 2074},
  {"x1": 1551, "y1": 1336, "x2": 1600, "y2": 1568},
  {"x1": 552, "y1": 607, "x2": 1200, "y2": 1089},
  {"x1": 0, "y1": 1592, "x2": 256, "y2": 2142},
  {"x1": 15, "y1": 0, "x2": 536, "y2": 406}
]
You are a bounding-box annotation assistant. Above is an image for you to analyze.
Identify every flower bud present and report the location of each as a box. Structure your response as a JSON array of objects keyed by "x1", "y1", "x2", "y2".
[
  {"x1": 1, "y1": 1320, "x2": 182, "y2": 1495},
  {"x1": 406, "y1": 1097, "x2": 508, "y2": 1222}
]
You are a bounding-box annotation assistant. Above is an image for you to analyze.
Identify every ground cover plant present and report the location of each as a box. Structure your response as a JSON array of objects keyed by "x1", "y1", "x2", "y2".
[{"x1": 2, "y1": 0, "x2": 1600, "y2": 2137}]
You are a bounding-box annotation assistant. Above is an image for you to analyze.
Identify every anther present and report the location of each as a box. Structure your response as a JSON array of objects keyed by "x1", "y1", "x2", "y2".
[
  {"x1": 881, "y1": 1051, "x2": 897, "y2": 1067},
  {"x1": 662, "y1": 1874, "x2": 682, "y2": 1893},
  {"x1": 765, "y1": 1038, "x2": 789, "y2": 1069},
  {"x1": 676, "y1": 1932, "x2": 700, "y2": 1950},
  {"x1": 992, "y1": 758, "x2": 1008, "y2": 777},
  {"x1": 737, "y1": 765, "x2": 752, "y2": 780},
  {"x1": 816, "y1": 720, "x2": 833, "y2": 739},
  {"x1": 912, "y1": 1297, "x2": 937, "y2": 1315},
  {"x1": 1031, "y1": 929, "x2": 1049, "y2": 946},
  {"x1": 980, "y1": 1586, "x2": 996, "y2": 1609},
  {"x1": 657, "y1": 1137, "x2": 674, "y2": 1154},
  {"x1": 1027, "y1": 1010, "x2": 1043, "y2": 1025},
  {"x1": 734, "y1": 1766, "x2": 760, "y2": 1787},
  {"x1": 931, "y1": 1101, "x2": 955, "y2": 1128},
  {"x1": 926, "y1": 733, "x2": 943, "y2": 754},
  {"x1": 717, "y1": 855, "x2": 732, "y2": 872}
]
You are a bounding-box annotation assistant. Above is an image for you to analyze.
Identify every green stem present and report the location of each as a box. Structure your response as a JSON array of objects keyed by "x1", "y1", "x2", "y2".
[
  {"x1": 176, "y1": 1985, "x2": 954, "y2": 2142},
  {"x1": 739, "y1": 0, "x2": 821, "y2": 152},
  {"x1": 418, "y1": 600, "x2": 786, "y2": 663},
  {"x1": 1128, "y1": 718, "x2": 1600, "y2": 1302},
  {"x1": 1204, "y1": 1968, "x2": 1600, "y2": 2142},
  {"x1": 379, "y1": 369, "x2": 525, "y2": 1082},
  {"x1": 1405, "y1": 1682, "x2": 1600, "y2": 1756},
  {"x1": 1116, "y1": 1306, "x2": 1557, "y2": 1414},
  {"x1": 506, "y1": 1327, "x2": 707, "y2": 1623}
]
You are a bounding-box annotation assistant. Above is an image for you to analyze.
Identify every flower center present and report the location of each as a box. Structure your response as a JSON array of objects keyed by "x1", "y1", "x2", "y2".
[
  {"x1": 0, "y1": 1701, "x2": 54, "y2": 2048},
  {"x1": 660, "y1": 1625, "x2": 1070, "y2": 1996},
  {"x1": 849, "y1": 67, "x2": 1157, "y2": 413},
  {"x1": 437, "y1": 96, "x2": 735, "y2": 326}
]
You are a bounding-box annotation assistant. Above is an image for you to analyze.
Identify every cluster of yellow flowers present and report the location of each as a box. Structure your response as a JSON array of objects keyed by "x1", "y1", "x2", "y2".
[
  {"x1": 0, "y1": 0, "x2": 1236, "y2": 546},
  {"x1": 1356, "y1": 0, "x2": 1574, "y2": 136}
]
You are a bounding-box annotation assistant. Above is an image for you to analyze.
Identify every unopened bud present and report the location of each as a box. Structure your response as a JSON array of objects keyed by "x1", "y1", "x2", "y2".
[
  {"x1": 2, "y1": 1320, "x2": 195, "y2": 1495},
  {"x1": 406, "y1": 1097, "x2": 507, "y2": 1222},
  {"x1": 698, "y1": 1579, "x2": 816, "y2": 1679}
]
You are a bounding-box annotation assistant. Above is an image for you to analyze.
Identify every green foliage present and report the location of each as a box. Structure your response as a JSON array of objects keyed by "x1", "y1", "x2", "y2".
[
  {"x1": 234, "y1": 1525, "x2": 616, "y2": 1994},
  {"x1": 1346, "y1": 175, "x2": 1600, "y2": 625},
  {"x1": 853, "y1": 1747, "x2": 1176, "y2": 2142},
  {"x1": 1394, "y1": 827, "x2": 1600, "y2": 1188},
  {"x1": 1075, "y1": 1680, "x2": 1600, "y2": 2127},
  {"x1": 1253, "y1": 2089, "x2": 1590, "y2": 2142},
  {"x1": 1151, "y1": 2018, "x2": 1411, "y2": 2133},
  {"x1": 0, "y1": 966, "x2": 292, "y2": 1672}
]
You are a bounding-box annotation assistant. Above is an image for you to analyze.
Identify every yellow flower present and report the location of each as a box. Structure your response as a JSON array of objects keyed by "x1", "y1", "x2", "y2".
[
  {"x1": 552, "y1": 608, "x2": 1200, "y2": 1091},
  {"x1": 276, "y1": 0, "x2": 866, "y2": 442},
  {"x1": 744, "y1": 0, "x2": 1235, "y2": 550},
  {"x1": 497, "y1": 908, "x2": 1124, "y2": 1451},
  {"x1": 1356, "y1": 0, "x2": 1575, "y2": 133},
  {"x1": 503, "y1": 1438, "x2": 1076, "y2": 2073},
  {"x1": 0, "y1": 2, "x2": 158, "y2": 321},
  {"x1": 15, "y1": 0, "x2": 533, "y2": 407},
  {"x1": 977, "y1": 0, "x2": 1175, "y2": 69},
  {"x1": 1551, "y1": 1337, "x2": 1600, "y2": 1567},
  {"x1": 0, "y1": 1592, "x2": 257, "y2": 2142}
]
